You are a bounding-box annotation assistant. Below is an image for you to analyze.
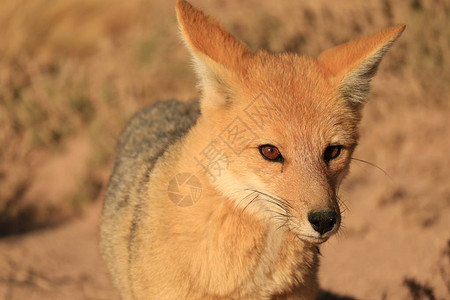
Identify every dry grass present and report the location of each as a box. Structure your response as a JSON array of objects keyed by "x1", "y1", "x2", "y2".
[
  {"x1": 0, "y1": 0, "x2": 196, "y2": 233},
  {"x1": 0, "y1": 0, "x2": 448, "y2": 233}
]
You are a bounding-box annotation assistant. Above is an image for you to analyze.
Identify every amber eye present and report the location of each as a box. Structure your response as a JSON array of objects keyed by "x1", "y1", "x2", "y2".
[
  {"x1": 259, "y1": 144, "x2": 284, "y2": 162},
  {"x1": 324, "y1": 145, "x2": 342, "y2": 163}
]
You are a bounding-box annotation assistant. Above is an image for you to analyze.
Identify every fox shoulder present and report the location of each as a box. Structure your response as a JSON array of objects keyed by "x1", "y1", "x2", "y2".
[
  {"x1": 115, "y1": 100, "x2": 200, "y2": 163},
  {"x1": 104, "y1": 99, "x2": 200, "y2": 213}
]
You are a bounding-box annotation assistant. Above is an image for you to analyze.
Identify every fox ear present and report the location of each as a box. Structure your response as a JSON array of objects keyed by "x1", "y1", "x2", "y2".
[
  {"x1": 175, "y1": 0, "x2": 250, "y2": 105},
  {"x1": 318, "y1": 25, "x2": 405, "y2": 108}
]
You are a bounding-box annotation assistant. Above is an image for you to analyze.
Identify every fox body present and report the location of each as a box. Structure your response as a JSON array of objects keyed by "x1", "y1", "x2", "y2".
[{"x1": 100, "y1": 0, "x2": 404, "y2": 299}]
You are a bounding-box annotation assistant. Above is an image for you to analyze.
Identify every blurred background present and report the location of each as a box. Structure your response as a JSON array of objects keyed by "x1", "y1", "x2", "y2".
[{"x1": 0, "y1": 0, "x2": 448, "y2": 299}]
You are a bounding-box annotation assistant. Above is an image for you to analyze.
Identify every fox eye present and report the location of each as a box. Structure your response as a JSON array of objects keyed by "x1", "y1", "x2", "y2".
[
  {"x1": 324, "y1": 145, "x2": 342, "y2": 163},
  {"x1": 259, "y1": 144, "x2": 284, "y2": 162}
]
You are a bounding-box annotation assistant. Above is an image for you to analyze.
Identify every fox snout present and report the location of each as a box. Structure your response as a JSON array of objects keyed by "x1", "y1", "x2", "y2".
[{"x1": 308, "y1": 209, "x2": 339, "y2": 236}]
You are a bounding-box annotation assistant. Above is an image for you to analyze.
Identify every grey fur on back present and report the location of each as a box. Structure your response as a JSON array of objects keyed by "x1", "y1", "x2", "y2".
[
  {"x1": 105, "y1": 99, "x2": 200, "y2": 210},
  {"x1": 100, "y1": 99, "x2": 200, "y2": 295}
]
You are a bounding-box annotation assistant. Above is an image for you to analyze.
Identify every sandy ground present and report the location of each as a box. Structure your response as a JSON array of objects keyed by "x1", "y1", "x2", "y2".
[
  {"x1": 0, "y1": 203, "x2": 118, "y2": 300},
  {"x1": 0, "y1": 0, "x2": 449, "y2": 299}
]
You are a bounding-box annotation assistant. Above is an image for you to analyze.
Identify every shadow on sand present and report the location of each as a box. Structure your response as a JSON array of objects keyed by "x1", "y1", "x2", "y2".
[{"x1": 318, "y1": 290, "x2": 357, "y2": 300}]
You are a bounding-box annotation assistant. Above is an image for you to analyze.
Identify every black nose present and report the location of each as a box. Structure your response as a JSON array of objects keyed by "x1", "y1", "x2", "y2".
[{"x1": 308, "y1": 210, "x2": 337, "y2": 235}]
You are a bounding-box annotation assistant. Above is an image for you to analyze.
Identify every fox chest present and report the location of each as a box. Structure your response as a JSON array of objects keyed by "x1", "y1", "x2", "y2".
[
  {"x1": 244, "y1": 232, "x2": 318, "y2": 297},
  {"x1": 201, "y1": 229, "x2": 318, "y2": 298}
]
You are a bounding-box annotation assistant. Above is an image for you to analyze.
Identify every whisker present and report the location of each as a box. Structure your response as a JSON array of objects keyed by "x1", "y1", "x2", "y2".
[
  {"x1": 237, "y1": 190, "x2": 292, "y2": 216},
  {"x1": 262, "y1": 198, "x2": 289, "y2": 213},
  {"x1": 244, "y1": 190, "x2": 292, "y2": 212},
  {"x1": 275, "y1": 222, "x2": 288, "y2": 232},
  {"x1": 351, "y1": 157, "x2": 391, "y2": 180},
  {"x1": 242, "y1": 194, "x2": 259, "y2": 213},
  {"x1": 268, "y1": 215, "x2": 290, "y2": 229},
  {"x1": 234, "y1": 191, "x2": 257, "y2": 212},
  {"x1": 245, "y1": 188, "x2": 294, "y2": 210},
  {"x1": 264, "y1": 209, "x2": 290, "y2": 219},
  {"x1": 244, "y1": 195, "x2": 288, "y2": 217},
  {"x1": 336, "y1": 195, "x2": 349, "y2": 214}
]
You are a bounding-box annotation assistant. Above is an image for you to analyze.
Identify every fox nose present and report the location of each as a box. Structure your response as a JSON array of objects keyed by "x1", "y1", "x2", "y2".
[{"x1": 308, "y1": 210, "x2": 337, "y2": 235}]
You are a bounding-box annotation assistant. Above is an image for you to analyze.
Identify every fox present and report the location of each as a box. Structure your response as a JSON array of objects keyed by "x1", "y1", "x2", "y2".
[{"x1": 100, "y1": 0, "x2": 405, "y2": 299}]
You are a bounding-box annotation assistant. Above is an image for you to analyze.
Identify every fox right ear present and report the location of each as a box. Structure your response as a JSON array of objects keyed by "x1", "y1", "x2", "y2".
[
  {"x1": 176, "y1": 0, "x2": 250, "y2": 108},
  {"x1": 318, "y1": 25, "x2": 405, "y2": 109}
]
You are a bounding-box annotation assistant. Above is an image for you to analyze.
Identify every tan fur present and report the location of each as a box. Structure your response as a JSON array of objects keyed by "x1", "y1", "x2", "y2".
[{"x1": 100, "y1": 0, "x2": 405, "y2": 299}]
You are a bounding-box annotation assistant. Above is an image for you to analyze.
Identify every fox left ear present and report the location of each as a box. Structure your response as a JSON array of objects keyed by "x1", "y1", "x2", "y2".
[
  {"x1": 318, "y1": 25, "x2": 405, "y2": 108},
  {"x1": 175, "y1": 0, "x2": 250, "y2": 109}
]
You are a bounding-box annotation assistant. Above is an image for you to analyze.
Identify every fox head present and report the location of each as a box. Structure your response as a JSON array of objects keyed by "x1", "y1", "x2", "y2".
[{"x1": 176, "y1": 0, "x2": 404, "y2": 243}]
